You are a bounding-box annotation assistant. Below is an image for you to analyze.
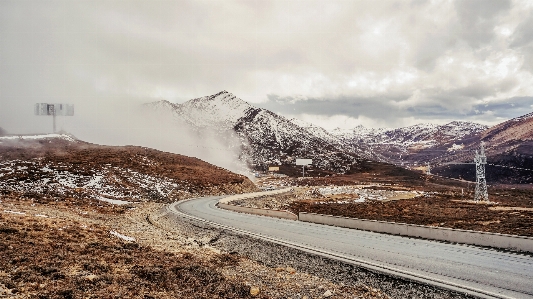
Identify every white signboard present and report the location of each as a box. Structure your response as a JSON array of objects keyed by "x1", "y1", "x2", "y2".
[
  {"x1": 35, "y1": 103, "x2": 74, "y2": 116},
  {"x1": 296, "y1": 159, "x2": 312, "y2": 166}
]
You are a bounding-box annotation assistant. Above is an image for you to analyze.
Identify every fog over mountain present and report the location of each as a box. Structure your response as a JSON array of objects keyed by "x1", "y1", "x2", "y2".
[{"x1": 2, "y1": 0, "x2": 533, "y2": 137}]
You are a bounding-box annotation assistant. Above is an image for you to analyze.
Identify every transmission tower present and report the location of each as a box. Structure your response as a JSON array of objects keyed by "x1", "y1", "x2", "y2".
[{"x1": 474, "y1": 142, "x2": 488, "y2": 202}]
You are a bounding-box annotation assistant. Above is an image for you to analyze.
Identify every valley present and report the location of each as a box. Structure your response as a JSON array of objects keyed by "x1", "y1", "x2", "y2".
[{"x1": 1, "y1": 91, "x2": 533, "y2": 298}]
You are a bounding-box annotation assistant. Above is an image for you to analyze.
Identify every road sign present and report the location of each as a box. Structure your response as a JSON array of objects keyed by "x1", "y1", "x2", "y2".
[
  {"x1": 35, "y1": 103, "x2": 74, "y2": 116},
  {"x1": 296, "y1": 159, "x2": 313, "y2": 178},
  {"x1": 296, "y1": 159, "x2": 312, "y2": 166},
  {"x1": 34, "y1": 103, "x2": 74, "y2": 133}
]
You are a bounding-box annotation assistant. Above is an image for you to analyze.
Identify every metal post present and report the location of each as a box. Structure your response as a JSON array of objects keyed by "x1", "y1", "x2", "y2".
[{"x1": 53, "y1": 109, "x2": 56, "y2": 133}]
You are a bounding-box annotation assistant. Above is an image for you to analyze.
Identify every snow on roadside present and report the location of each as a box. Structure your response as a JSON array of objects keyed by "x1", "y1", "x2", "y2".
[
  {"x1": 95, "y1": 196, "x2": 131, "y2": 205},
  {"x1": 110, "y1": 230, "x2": 136, "y2": 242}
]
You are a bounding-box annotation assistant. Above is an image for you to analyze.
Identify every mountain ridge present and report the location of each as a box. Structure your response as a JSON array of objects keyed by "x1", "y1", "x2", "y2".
[{"x1": 146, "y1": 91, "x2": 532, "y2": 183}]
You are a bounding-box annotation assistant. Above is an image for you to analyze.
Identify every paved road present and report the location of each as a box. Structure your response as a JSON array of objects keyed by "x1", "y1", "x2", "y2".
[{"x1": 168, "y1": 196, "x2": 533, "y2": 299}]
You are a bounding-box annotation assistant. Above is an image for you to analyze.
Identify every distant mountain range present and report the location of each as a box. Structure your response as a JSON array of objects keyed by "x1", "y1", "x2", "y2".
[{"x1": 147, "y1": 91, "x2": 533, "y2": 184}]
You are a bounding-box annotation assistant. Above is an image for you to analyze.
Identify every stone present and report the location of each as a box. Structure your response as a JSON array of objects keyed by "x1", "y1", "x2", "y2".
[
  {"x1": 286, "y1": 266, "x2": 296, "y2": 274},
  {"x1": 84, "y1": 274, "x2": 98, "y2": 281},
  {"x1": 250, "y1": 286, "x2": 260, "y2": 297},
  {"x1": 323, "y1": 290, "x2": 333, "y2": 297}
]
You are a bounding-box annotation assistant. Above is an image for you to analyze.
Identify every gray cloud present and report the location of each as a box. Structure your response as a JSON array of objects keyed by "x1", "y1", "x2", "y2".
[
  {"x1": 0, "y1": 0, "x2": 532, "y2": 138},
  {"x1": 455, "y1": 0, "x2": 511, "y2": 48}
]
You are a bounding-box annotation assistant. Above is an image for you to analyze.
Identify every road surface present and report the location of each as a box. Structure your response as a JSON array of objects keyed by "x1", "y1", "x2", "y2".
[{"x1": 167, "y1": 196, "x2": 533, "y2": 299}]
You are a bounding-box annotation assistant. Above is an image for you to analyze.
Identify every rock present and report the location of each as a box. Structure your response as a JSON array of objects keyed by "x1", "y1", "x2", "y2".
[
  {"x1": 286, "y1": 266, "x2": 296, "y2": 274},
  {"x1": 250, "y1": 286, "x2": 260, "y2": 297},
  {"x1": 275, "y1": 267, "x2": 285, "y2": 272},
  {"x1": 84, "y1": 274, "x2": 98, "y2": 281},
  {"x1": 323, "y1": 290, "x2": 333, "y2": 297}
]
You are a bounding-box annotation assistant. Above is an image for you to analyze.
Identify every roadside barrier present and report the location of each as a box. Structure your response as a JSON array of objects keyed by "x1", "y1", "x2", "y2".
[{"x1": 299, "y1": 212, "x2": 533, "y2": 253}]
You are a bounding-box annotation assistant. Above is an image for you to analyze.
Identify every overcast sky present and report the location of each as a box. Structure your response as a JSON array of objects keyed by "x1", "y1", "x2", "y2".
[{"x1": 1, "y1": 0, "x2": 533, "y2": 134}]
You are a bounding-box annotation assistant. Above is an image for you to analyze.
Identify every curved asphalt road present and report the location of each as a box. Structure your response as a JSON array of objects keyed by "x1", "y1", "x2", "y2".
[{"x1": 168, "y1": 196, "x2": 533, "y2": 299}]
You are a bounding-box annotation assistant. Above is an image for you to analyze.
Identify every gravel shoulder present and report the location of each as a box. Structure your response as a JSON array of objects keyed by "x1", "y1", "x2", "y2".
[{"x1": 1, "y1": 196, "x2": 406, "y2": 299}]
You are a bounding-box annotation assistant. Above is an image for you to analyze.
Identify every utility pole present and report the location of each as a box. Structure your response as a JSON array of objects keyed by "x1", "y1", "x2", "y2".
[{"x1": 474, "y1": 142, "x2": 489, "y2": 202}]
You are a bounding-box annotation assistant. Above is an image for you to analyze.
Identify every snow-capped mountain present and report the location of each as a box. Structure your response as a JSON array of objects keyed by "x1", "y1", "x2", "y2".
[
  {"x1": 331, "y1": 122, "x2": 487, "y2": 147},
  {"x1": 147, "y1": 91, "x2": 361, "y2": 173},
  {"x1": 289, "y1": 118, "x2": 339, "y2": 143},
  {"x1": 146, "y1": 90, "x2": 531, "y2": 183},
  {"x1": 431, "y1": 111, "x2": 533, "y2": 184},
  {"x1": 328, "y1": 121, "x2": 488, "y2": 165}
]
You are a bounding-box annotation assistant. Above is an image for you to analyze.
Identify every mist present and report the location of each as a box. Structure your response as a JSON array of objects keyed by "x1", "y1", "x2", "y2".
[{"x1": 0, "y1": 97, "x2": 249, "y2": 177}]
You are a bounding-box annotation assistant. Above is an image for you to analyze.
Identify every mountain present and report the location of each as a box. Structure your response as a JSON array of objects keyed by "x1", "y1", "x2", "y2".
[
  {"x1": 432, "y1": 112, "x2": 533, "y2": 184},
  {"x1": 0, "y1": 134, "x2": 257, "y2": 203},
  {"x1": 330, "y1": 121, "x2": 488, "y2": 165},
  {"x1": 147, "y1": 91, "x2": 362, "y2": 174},
  {"x1": 0, "y1": 127, "x2": 7, "y2": 136},
  {"x1": 147, "y1": 91, "x2": 532, "y2": 184}
]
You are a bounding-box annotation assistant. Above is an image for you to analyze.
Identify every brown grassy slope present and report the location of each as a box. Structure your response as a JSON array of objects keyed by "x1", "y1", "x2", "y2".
[
  {"x1": 289, "y1": 188, "x2": 533, "y2": 237},
  {"x1": 0, "y1": 212, "x2": 257, "y2": 299},
  {"x1": 0, "y1": 137, "x2": 257, "y2": 199}
]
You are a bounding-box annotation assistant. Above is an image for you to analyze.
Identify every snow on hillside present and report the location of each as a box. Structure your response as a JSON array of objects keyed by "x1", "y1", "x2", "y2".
[
  {"x1": 0, "y1": 159, "x2": 180, "y2": 204},
  {"x1": 0, "y1": 134, "x2": 77, "y2": 142},
  {"x1": 174, "y1": 91, "x2": 254, "y2": 129},
  {"x1": 331, "y1": 121, "x2": 486, "y2": 147},
  {"x1": 289, "y1": 118, "x2": 338, "y2": 143},
  {"x1": 144, "y1": 90, "x2": 489, "y2": 172},
  {"x1": 147, "y1": 92, "x2": 360, "y2": 172}
]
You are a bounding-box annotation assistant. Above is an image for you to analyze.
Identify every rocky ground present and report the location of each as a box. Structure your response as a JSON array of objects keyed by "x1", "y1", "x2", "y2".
[{"x1": 1, "y1": 193, "x2": 473, "y2": 299}]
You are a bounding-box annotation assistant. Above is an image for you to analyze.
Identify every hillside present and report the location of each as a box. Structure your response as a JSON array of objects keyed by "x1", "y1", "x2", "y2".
[
  {"x1": 331, "y1": 121, "x2": 488, "y2": 165},
  {"x1": 0, "y1": 134, "x2": 257, "y2": 204},
  {"x1": 432, "y1": 112, "x2": 533, "y2": 184},
  {"x1": 147, "y1": 91, "x2": 364, "y2": 174}
]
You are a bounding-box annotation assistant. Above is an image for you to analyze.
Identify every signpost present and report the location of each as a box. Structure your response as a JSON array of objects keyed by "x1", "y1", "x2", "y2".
[
  {"x1": 296, "y1": 158, "x2": 312, "y2": 178},
  {"x1": 35, "y1": 103, "x2": 74, "y2": 133}
]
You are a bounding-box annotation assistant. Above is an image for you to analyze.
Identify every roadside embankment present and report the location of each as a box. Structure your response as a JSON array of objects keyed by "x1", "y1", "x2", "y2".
[
  {"x1": 217, "y1": 188, "x2": 297, "y2": 220},
  {"x1": 299, "y1": 212, "x2": 533, "y2": 253},
  {"x1": 219, "y1": 188, "x2": 533, "y2": 252}
]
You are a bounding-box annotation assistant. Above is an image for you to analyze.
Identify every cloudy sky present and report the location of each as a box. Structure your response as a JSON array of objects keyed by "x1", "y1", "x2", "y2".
[{"x1": 1, "y1": 0, "x2": 533, "y2": 133}]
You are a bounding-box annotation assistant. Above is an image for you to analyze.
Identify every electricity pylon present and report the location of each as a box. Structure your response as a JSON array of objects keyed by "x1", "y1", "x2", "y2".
[{"x1": 474, "y1": 142, "x2": 488, "y2": 202}]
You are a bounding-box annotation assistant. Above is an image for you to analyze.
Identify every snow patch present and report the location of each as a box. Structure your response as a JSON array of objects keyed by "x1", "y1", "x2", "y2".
[
  {"x1": 4, "y1": 210, "x2": 26, "y2": 215},
  {"x1": 110, "y1": 230, "x2": 136, "y2": 242},
  {"x1": 447, "y1": 143, "x2": 465, "y2": 152},
  {"x1": 0, "y1": 134, "x2": 75, "y2": 142},
  {"x1": 95, "y1": 196, "x2": 131, "y2": 205}
]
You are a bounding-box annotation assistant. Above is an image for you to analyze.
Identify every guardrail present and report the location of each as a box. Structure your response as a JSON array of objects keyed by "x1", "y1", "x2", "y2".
[
  {"x1": 217, "y1": 188, "x2": 297, "y2": 220},
  {"x1": 299, "y1": 212, "x2": 533, "y2": 253}
]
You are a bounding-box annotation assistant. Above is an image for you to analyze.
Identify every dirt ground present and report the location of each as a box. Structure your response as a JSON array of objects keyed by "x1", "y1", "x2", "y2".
[
  {"x1": 0, "y1": 195, "x2": 391, "y2": 299},
  {"x1": 250, "y1": 176, "x2": 533, "y2": 237}
]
